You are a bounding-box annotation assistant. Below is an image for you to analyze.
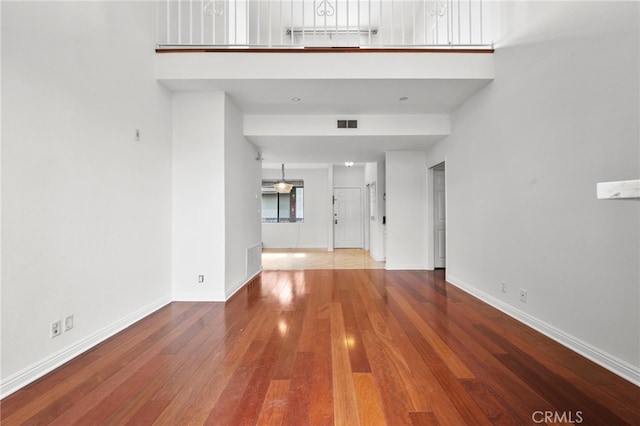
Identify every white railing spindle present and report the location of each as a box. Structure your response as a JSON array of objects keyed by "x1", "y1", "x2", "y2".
[
  {"x1": 166, "y1": 0, "x2": 170, "y2": 43},
  {"x1": 346, "y1": 0, "x2": 349, "y2": 43},
  {"x1": 412, "y1": 0, "x2": 415, "y2": 45},
  {"x1": 334, "y1": 0, "x2": 338, "y2": 42},
  {"x1": 479, "y1": 0, "x2": 483, "y2": 44},
  {"x1": 368, "y1": 0, "x2": 372, "y2": 45},
  {"x1": 390, "y1": 0, "x2": 394, "y2": 45},
  {"x1": 457, "y1": 0, "x2": 460, "y2": 44},
  {"x1": 268, "y1": 0, "x2": 271, "y2": 46},
  {"x1": 357, "y1": 0, "x2": 360, "y2": 46},
  {"x1": 157, "y1": 0, "x2": 491, "y2": 50},
  {"x1": 401, "y1": 0, "x2": 405, "y2": 46},
  {"x1": 468, "y1": 0, "x2": 472, "y2": 44}
]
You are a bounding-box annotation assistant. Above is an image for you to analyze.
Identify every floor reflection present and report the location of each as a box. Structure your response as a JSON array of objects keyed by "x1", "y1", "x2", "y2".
[{"x1": 262, "y1": 248, "x2": 385, "y2": 270}]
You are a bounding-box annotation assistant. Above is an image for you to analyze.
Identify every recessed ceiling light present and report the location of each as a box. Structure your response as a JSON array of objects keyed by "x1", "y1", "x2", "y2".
[
  {"x1": 345, "y1": 162, "x2": 354, "y2": 167},
  {"x1": 292, "y1": 97, "x2": 301, "y2": 102},
  {"x1": 399, "y1": 96, "x2": 409, "y2": 101}
]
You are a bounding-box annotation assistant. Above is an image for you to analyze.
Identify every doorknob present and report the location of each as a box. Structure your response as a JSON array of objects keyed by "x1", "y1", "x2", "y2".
[{"x1": 334, "y1": 220, "x2": 338, "y2": 224}]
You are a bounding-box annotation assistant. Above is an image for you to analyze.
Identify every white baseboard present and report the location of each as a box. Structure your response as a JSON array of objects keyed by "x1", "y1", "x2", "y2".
[
  {"x1": 172, "y1": 292, "x2": 226, "y2": 302},
  {"x1": 173, "y1": 269, "x2": 263, "y2": 302},
  {"x1": 262, "y1": 244, "x2": 328, "y2": 249},
  {"x1": 225, "y1": 268, "x2": 263, "y2": 300},
  {"x1": 385, "y1": 263, "x2": 428, "y2": 270},
  {"x1": 1, "y1": 269, "x2": 264, "y2": 398},
  {"x1": 0, "y1": 295, "x2": 172, "y2": 399},
  {"x1": 446, "y1": 274, "x2": 640, "y2": 387}
]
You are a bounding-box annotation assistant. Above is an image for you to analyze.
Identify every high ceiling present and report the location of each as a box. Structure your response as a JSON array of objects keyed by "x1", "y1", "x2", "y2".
[
  {"x1": 161, "y1": 78, "x2": 490, "y2": 115},
  {"x1": 157, "y1": 52, "x2": 494, "y2": 165}
]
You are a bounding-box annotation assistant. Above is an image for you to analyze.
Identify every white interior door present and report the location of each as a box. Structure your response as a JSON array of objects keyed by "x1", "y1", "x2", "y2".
[
  {"x1": 434, "y1": 168, "x2": 446, "y2": 268},
  {"x1": 334, "y1": 188, "x2": 363, "y2": 248}
]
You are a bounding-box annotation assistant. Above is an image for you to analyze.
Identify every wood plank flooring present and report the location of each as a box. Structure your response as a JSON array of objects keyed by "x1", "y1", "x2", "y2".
[
  {"x1": 261, "y1": 249, "x2": 385, "y2": 270},
  {"x1": 2, "y1": 269, "x2": 639, "y2": 425}
]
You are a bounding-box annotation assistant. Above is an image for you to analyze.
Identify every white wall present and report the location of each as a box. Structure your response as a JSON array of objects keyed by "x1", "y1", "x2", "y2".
[
  {"x1": 171, "y1": 92, "x2": 226, "y2": 301},
  {"x1": 1, "y1": 1, "x2": 173, "y2": 395},
  {"x1": 385, "y1": 151, "x2": 428, "y2": 269},
  {"x1": 262, "y1": 167, "x2": 329, "y2": 248},
  {"x1": 365, "y1": 162, "x2": 386, "y2": 261},
  {"x1": 333, "y1": 164, "x2": 364, "y2": 187},
  {"x1": 172, "y1": 92, "x2": 261, "y2": 301},
  {"x1": 157, "y1": 51, "x2": 494, "y2": 80},
  {"x1": 224, "y1": 95, "x2": 262, "y2": 298},
  {"x1": 426, "y1": 1, "x2": 640, "y2": 382}
]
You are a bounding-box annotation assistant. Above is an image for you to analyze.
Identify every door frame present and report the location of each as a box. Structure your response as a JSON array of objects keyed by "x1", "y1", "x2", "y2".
[
  {"x1": 426, "y1": 160, "x2": 447, "y2": 270},
  {"x1": 333, "y1": 186, "x2": 364, "y2": 249}
]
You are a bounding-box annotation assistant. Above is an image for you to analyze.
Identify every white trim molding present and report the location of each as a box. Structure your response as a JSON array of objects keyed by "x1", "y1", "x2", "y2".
[
  {"x1": 446, "y1": 274, "x2": 640, "y2": 387},
  {"x1": 0, "y1": 295, "x2": 172, "y2": 399},
  {"x1": 172, "y1": 292, "x2": 226, "y2": 302},
  {"x1": 225, "y1": 269, "x2": 263, "y2": 300},
  {"x1": 385, "y1": 263, "x2": 428, "y2": 270},
  {"x1": 173, "y1": 269, "x2": 263, "y2": 302},
  {"x1": 597, "y1": 179, "x2": 640, "y2": 200}
]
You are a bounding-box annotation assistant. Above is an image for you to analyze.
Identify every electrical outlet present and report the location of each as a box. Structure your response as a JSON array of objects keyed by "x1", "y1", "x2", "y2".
[
  {"x1": 520, "y1": 289, "x2": 527, "y2": 303},
  {"x1": 198, "y1": 275, "x2": 205, "y2": 283},
  {"x1": 51, "y1": 320, "x2": 62, "y2": 338},
  {"x1": 501, "y1": 281, "x2": 507, "y2": 293},
  {"x1": 64, "y1": 314, "x2": 74, "y2": 332}
]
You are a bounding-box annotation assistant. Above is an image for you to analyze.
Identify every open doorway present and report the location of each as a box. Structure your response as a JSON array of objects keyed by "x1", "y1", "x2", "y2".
[{"x1": 432, "y1": 162, "x2": 446, "y2": 269}]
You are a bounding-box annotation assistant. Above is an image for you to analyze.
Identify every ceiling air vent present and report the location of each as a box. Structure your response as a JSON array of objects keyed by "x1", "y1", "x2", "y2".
[{"x1": 337, "y1": 120, "x2": 358, "y2": 129}]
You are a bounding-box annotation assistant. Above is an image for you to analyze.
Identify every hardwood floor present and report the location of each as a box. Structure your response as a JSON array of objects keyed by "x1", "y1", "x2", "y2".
[
  {"x1": 262, "y1": 248, "x2": 385, "y2": 270},
  {"x1": 2, "y1": 270, "x2": 638, "y2": 425}
]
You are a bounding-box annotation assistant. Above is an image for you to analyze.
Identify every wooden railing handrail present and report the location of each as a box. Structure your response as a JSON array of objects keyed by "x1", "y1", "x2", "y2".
[{"x1": 155, "y1": 47, "x2": 495, "y2": 53}]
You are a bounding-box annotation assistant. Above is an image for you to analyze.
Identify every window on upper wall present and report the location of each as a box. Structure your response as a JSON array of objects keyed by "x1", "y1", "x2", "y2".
[{"x1": 261, "y1": 180, "x2": 304, "y2": 223}]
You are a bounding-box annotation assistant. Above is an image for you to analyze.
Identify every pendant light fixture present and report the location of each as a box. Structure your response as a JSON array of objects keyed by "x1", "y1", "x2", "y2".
[{"x1": 274, "y1": 163, "x2": 293, "y2": 194}]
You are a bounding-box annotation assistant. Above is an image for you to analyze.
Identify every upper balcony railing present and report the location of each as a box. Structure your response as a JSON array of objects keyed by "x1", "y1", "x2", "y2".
[{"x1": 156, "y1": 0, "x2": 491, "y2": 50}]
